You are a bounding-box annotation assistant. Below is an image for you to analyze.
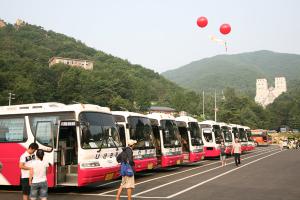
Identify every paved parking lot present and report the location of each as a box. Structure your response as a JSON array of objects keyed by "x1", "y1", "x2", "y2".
[{"x1": 1, "y1": 146, "x2": 300, "y2": 200}]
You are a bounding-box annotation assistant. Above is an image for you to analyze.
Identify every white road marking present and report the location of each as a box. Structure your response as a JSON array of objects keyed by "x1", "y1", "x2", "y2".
[
  {"x1": 99, "y1": 147, "x2": 276, "y2": 195},
  {"x1": 98, "y1": 194, "x2": 167, "y2": 198},
  {"x1": 166, "y1": 150, "x2": 283, "y2": 199},
  {"x1": 93, "y1": 180, "x2": 121, "y2": 187},
  {"x1": 132, "y1": 148, "x2": 280, "y2": 197}
]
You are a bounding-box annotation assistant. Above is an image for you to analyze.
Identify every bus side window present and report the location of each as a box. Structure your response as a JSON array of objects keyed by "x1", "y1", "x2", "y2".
[
  {"x1": 117, "y1": 125, "x2": 126, "y2": 147},
  {"x1": 0, "y1": 117, "x2": 27, "y2": 143},
  {"x1": 35, "y1": 121, "x2": 54, "y2": 152}
]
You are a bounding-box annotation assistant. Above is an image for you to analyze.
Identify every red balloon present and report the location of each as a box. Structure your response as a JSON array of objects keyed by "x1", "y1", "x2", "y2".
[
  {"x1": 220, "y1": 23, "x2": 231, "y2": 35},
  {"x1": 197, "y1": 17, "x2": 208, "y2": 28}
]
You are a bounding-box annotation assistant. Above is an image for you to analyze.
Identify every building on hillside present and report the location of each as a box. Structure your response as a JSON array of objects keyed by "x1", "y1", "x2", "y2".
[
  {"x1": 179, "y1": 111, "x2": 188, "y2": 116},
  {"x1": 15, "y1": 19, "x2": 25, "y2": 27},
  {"x1": 49, "y1": 57, "x2": 93, "y2": 70},
  {"x1": 255, "y1": 77, "x2": 287, "y2": 108},
  {"x1": 0, "y1": 20, "x2": 6, "y2": 28},
  {"x1": 149, "y1": 106, "x2": 176, "y2": 115}
]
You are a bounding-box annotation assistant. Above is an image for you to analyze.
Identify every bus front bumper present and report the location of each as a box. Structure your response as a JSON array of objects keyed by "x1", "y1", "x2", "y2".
[
  {"x1": 204, "y1": 147, "x2": 221, "y2": 158},
  {"x1": 134, "y1": 157, "x2": 158, "y2": 172},
  {"x1": 161, "y1": 154, "x2": 184, "y2": 167},
  {"x1": 78, "y1": 165, "x2": 120, "y2": 187}
]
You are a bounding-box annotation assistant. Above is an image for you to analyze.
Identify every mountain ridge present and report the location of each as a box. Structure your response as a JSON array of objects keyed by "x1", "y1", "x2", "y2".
[{"x1": 162, "y1": 50, "x2": 300, "y2": 94}]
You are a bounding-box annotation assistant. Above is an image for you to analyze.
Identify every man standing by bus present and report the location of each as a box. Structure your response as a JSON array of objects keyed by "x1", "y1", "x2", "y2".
[
  {"x1": 231, "y1": 138, "x2": 241, "y2": 167},
  {"x1": 19, "y1": 143, "x2": 39, "y2": 200}
]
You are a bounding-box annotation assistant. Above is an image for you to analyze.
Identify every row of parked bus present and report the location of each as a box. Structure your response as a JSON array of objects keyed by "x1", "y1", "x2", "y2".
[{"x1": 0, "y1": 103, "x2": 255, "y2": 188}]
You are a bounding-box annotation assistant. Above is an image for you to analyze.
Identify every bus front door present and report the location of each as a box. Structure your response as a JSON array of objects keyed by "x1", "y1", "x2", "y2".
[
  {"x1": 178, "y1": 126, "x2": 190, "y2": 162},
  {"x1": 34, "y1": 121, "x2": 56, "y2": 187},
  {"x1": 151, "y1": 125, "x2": 162, "y2": 165},
  {"x1": 56, "y1": 121, "x2": 78, "y2": 186}
]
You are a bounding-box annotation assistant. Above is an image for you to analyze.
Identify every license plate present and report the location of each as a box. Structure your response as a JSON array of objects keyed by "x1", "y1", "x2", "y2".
[
  {"x1": 105, "y1": 173, "x2": 114, "y2": 181},
  {"x1": 176, "y1": 160, "x2": 181, "y2": 165},
  {"x1": 147, "y1": 163, "x2": 153, "y2": 169}
]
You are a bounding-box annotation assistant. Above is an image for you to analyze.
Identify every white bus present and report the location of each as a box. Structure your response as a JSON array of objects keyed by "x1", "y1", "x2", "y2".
[
  {"x1": 147, "y1": 113, "x2": 183, "y2": 167},
  {"x1": 175, "y1": 116, "x2": 204, "y2": 163},
  {"x1": 218, "y1": 122, "x2": 233, "y2": 154},
  {"x1": 112, "y1": 111, "x2": 157, "y2": 172},
  {"x1": 237, "y1": 125, "x2": 249, "y2": 152},
  {"x1": 229, "y1": 124, "x2": 239, "y2": 141},
  {"x1": 198, "y1": 120, "x2": 224, "y2": 158},
  {"x1": 244, "y1": 126, "x2": 255, "y2": 151},
  {"x1": 0, "y1": 103, "x2": 122, "y2": 187}
]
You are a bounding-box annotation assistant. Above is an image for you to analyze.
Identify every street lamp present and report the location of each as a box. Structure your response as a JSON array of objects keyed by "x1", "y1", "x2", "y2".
[{"x1": 8, "y1": 92, "x2": 15, "y2": 106}]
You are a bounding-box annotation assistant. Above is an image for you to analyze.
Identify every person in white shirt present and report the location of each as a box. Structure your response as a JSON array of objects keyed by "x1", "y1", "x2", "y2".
[
  {"x1": 29, "y1": 149, "x2": 49, "y2": 200},
  {"x1": 19, "y1": 143, "x2": 39, "y2": 200},
  {"x1": 231, "y1": 138, "x2": 242, "y2": 167}
]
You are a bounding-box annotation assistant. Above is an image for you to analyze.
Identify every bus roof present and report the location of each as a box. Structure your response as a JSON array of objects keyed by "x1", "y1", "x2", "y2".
[
  {"x1": 112, "y1": 111, "x2": 147, "y2": 119},
  {"x1": 229, "y1": 124, "x2": 239, "y2": 128},
  {"x1": 0, "y1": 102, "x2": 111, "y2": 115},
  {"x1": 175, "y1": 116, "x2": 198, "y2": 123},
  {"x1": 198, "y1": 120, "x2": 217, "y2": 126},
  {"x1": 147, "y1": 112, "x2": 175, "y2": 122}
]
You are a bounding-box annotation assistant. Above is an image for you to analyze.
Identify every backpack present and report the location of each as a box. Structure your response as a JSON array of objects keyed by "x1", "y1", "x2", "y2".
[
  {"x1": 116, "y1": 148, "x2": 129, "y2": 163},
  {"x1": 120, "y1": 162, "x2": 134, "y2": 177}
]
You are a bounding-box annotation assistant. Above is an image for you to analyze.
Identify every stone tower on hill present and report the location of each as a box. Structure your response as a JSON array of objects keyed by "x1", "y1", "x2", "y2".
[{"x1": 255, "y1": 77, "x2": 287, "y2": 108}]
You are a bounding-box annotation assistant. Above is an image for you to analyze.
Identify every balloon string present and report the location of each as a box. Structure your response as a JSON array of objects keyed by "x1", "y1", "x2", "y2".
[{"x1": 225, "y1": 41, "x2": 228, "y2": 52}]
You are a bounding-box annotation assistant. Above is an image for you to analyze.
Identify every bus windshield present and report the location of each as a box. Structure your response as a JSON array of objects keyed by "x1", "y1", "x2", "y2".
[
  {"x1": 128, "y1": 116, "x2": 155, "y2": 150},
  {"x1": 246, "y1": 130, "x2": 253, "y2": 141},
  {"x1": 213, "y1": 125, "x2": 223, "y2": 144},
  {"x1": 222, "y1": 126, "x2": 232, "y2": 142},
  {"x1": 203, "y1": 128, "x2": 213, "y2": 143},
  {"x1": 189, "y1": 122, "x2": 203, "y2": 146},
  {"x1": 79, "y1": 112, "x2": 122, "y2": 149},
  {"x1": 161, "y1": 120, "x2": 181, "y2": 148},
  {"x1": 232, "y1": 127, "x2": 239, "y2": 139},
  {"x1": 239, "y1": 129, "x2": 248, "y2": 142}
]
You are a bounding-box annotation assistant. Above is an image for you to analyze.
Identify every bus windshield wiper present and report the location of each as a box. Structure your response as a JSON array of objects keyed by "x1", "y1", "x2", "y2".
[{"x1": 108, "y1": 135, "x2": 119, "y2": 151}]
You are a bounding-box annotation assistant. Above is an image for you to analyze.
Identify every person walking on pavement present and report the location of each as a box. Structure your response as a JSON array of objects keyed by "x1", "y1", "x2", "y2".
[
  {"x1": 279, "y1": 139, "x2": 284, "y2": 151},
  {"x1": 220, "y1": 141, "x2": 227, "y2": 167},
  {"x1": 231, "y1": 138, "x2": 242, "y2": 167},
  {"x1": 19, "y1": 143, "x2": 39, "y2": 200},
  {"x1": 29, "y1": 149, "x2": 50, "y2": 200},
  {"x1": 116, "y1": 139, "x2": 137, "y2": 200}
]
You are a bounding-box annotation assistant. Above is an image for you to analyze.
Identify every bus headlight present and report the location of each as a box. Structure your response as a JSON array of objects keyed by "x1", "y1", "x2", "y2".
[{"x1": 81, "y1": 161, "x2": 100, "y2": 168}]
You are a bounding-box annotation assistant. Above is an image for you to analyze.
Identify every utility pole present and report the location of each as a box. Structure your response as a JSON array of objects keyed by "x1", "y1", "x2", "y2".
[
  {"x1": 8, "y1": 92, "x2": 15, "y2": 106},
  {"x1": 214, "y1": 90, "x2": 217, "y2": 122},
  {"x1": 202, "y1": 90, "x2": 205, "y2": 119}
]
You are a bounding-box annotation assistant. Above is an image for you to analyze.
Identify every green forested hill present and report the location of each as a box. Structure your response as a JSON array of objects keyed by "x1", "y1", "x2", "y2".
[
  {"x1": 1, "y1": 21, "x2": 299, "y2": 130},
  {"x1": 0, "y1": 22, "x2": 201, "y2": 113},
  {"x1": 162, "y1": 50, "x2": 300, "y2": 95}
]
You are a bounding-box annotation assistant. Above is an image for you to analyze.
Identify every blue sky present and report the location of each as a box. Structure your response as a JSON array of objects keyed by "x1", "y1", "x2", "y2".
[{"x1": 1, "y1": 0, "x2": 300, "y2": 72}]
